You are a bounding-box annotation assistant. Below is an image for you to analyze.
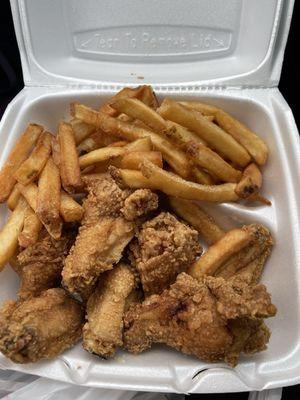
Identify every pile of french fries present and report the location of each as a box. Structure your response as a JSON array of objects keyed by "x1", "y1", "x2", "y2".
[{"x1": 0, "y1": 85, "x2": 270, "y2": 271}]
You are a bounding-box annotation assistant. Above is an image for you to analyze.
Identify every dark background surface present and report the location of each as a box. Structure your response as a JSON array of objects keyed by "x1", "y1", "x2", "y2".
[{"x1": 0, "y1": 0, "x2": 299, "y2": 399}]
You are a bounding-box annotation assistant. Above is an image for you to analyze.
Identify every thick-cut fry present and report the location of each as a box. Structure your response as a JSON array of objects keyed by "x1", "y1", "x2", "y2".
[
  {"x1": 79, "y1": 147, "x2": 125, "y2": 169},
  {"x1": 14, "y1": 132, "x2": 52, "y2": 185},
  {"x1": 17, "y1": 182, "x2": 83, "y2": 222},
  {"x1": 124, "y1": 137, "x2": 152, "y2": 152},
  {"x1": 188, "y1": 226, "x2": 253, "y2": 280},
  {"x1": 229, "y1": 249, "x2": 271, "y2": 284},
  {"x1": 51, "y1": 136, "x2": 60, "y2": 166},
  {"x1": 71, "y1": 103, "x2": 190, "y2": 177},
  {"x1": 186, "y1": 142, "x2": 242, "y2": 183},
  {"x1": 107, "y1": 141, "x2": 128, "y2": 147},
  {"x1": 140, "y1": 85, "x2": 159, "y2": 109},
  {"x1": 18, "y1": 207, "x2": 42, "y2": 248},
  {"x1": 179, "y1": 101, "x2": 268, "y2": 165},
  {"x1": 77, "y1": 130, "x2": 120, "y2": 155},
  {"x1": 169, "y1": 197, "x2": 225, "y2": 245},
  {"x1": 165, "y1": 120, "x2": 206, "y2": 146},
  {"x1": 190, "y1": 168, "x2": 215, "y2": 185},
  {"x1": 121, "y1": 151, "x2": 163, "y2": 170},
  {"x1": 111, "y1": 98, "x2": 166, "y2": 132},
  {"x1": 118, "y1": 160, "x2": 238, "y2": 202},
  {"x1": 7, "y1": 186, "x2": 21, "y2": 210},
  {"x1": 0, "y1": 197, "x2": 28, "y2": 270},
  {"x1": 70, "y1": 118, "x2": 95, "y2": 144},
  {"x1": 58, "y1": 122, "x2": 82, "y2": 193},
  {"x1": 109, "y1": 167, "x2": 157, "y2": 190},
  {"x1": 235, "y1": 163, "x2": 262, "y2": 198},
  {"x1": 100, "y1": 86, "x2": 147, "y2": 116},
  {"x1": 157, "y1": 99, "x2": 251, "y2": 167},
  {"x1": 0, "y1": 124, "x2": 43, "y2": 202},
  {"x1": 37, "y1": 158, "x2": 62, "y2": 240}
]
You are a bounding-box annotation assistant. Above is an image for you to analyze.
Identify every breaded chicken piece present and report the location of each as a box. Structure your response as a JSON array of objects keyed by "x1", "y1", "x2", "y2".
[
  {"x1": 129, "y1": 212, "x2": 202, "y2": 296},
  {"x1": 124, "y1": 273, "x2": 276, "y2": 365},
  {"x1": 0, "y1": 288, "x2": 84, "y2": 363},
  {"x1": 62, "y1": 175, "x2": 158, "y2": 299},
  {"x1": 83, "y1": 263, "x2": 135, "y2": 358},
  {"x1": 15, "y1": 229, "x2": 75, "y2": 299}
]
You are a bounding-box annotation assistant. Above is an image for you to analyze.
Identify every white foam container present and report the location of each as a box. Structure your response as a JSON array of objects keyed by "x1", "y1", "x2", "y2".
[{"x1": 0, "y1": 0, "x2": 299, "y2": 394}]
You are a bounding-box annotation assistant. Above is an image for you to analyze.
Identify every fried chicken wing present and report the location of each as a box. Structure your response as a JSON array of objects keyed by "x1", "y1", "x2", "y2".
[
  {"x1": 62, "y1": 175, "x2": 158, "y2": 299},
  {"x1": 124, "y1": 273, "x2": 276, "y2": 365},
  {"x1": 83, "y1": 263, "x2": 135, "y2": 358},
  {"x1": 16, "y1": 229, "x2": 75, "y2": 299},
  {"x1": 0, "y1": 288, "x2": 84, "y2": 363},
  {"x1": 129, "y1": 212, "x2": 202, "y2": 296}
]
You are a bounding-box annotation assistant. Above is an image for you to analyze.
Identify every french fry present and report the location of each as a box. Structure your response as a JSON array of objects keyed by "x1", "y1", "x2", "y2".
[
  {"x1": 79, "y1": 147, "x2": 125, "y2": 169},
  {"x1": 139, "y1": 85, "x2": 159, "y2": 109},
  {"x1": 136, "y1": 160, "x2": 239, "y2": 202},
  {"x1": 60, "y1": 191, "x2": 84, "y2": 222},
  {"x1": 71, "y1": 103, "x2": 190, "y2": 178},
  {"x1": 18, "y1": 207, "x2": 42, "y2": 248},
  {"x1": 0, "y1": 197, "x2": 28, "y2": 270},
  {"x1": 17, "y1": 182, "x2": 83, "y2": 223},
  {"x1": 111, "y1": 98, "x2": 167, "y2": 132},
  {"x1": 37, "y1": 158, "x2": 62, "y2": 239},
  {"x1": 14, "y1": 132, "x2": 52, "y2": 185},
  {"x1": 109, "y1": 167, "x2": 157, "y2": 190},
  {"x1": 121, "y1": 151, "x2": 163, "y2": 170},
  {"x1": 124, "y1": 137, "x2": 152, "y2": 152},
  {"x1": 164, "y1": 120, "x2": 206, "y2": 146},
  {"x1": 188, "y1": 226, "x2": 254, "y2": 280},
  {"x1": 0, "y1": 124, "x2": 43, "y2": 202},
  {"x1": 235, "y1": 163, "x2": 262, "y2": 198},
  {"x1": 157, "y1": 99, "x2": 251, "y2": 167},
  {"x1": 77, "y1": 130, "x2": 120, "y2": 155},
  {"x1": 190, "y1": 167, "x2": 215, "y2": 185},
  {"x1": 186, "y1": 142, "x2": 242, "y2": 183},
  {"x1": 179, "y1": 101, "x2": 268, "y2": 165},
  {"x1": 169, "y1": 197, "x2": 225, "y2": 245},
  {"x1": 7, "y1": 186, "x2": 21, "y2": 210},
  {"x1": 100, "y1": 86, "x2": 146, "y2": 116},
  {"x1": 107, "y1": 141, "x2": 128, "y2": 147},
  {"x1": 58, "y1": 121, "x2": 82, "y2": 193},
  {"x1": 51, "y1": 136, "x2": 61, "y2": 167},
  {"x1": 70, "y1": 118, "x2": 95, "y2": 144},
  {"x1": 248, "y1": 193, "x2": 272, "y2": 206}
]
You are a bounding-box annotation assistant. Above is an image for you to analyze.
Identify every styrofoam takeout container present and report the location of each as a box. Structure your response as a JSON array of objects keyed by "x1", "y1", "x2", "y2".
[{"x1": 0, "y1": 0, "x2": 299, "y2": 394}]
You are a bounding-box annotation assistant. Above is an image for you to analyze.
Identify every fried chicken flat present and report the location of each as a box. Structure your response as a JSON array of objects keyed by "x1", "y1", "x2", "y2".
[
  {"x1": 130, "y1": 212, "x2": 202, "y2": 296},
  {"x1": 14, "y1": 229, "x2": 76, "y2": 299},
  {"x1": 62, "y1": 175, "x2": 158, "y2": 299},
  {"x1": 124, "y1": 273, "x2": 276, "y2": 365},
  {"x1": 0, "y1": 288, "x2": 84, "y2": 363},
  {"x1": 83, "y1": 263, "x2": 135, "y2": 358}
]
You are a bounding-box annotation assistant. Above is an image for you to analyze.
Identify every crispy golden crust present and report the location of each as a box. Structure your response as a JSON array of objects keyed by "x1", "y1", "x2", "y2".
[
  {"x1": 0, "y1": 288, "x2": 84, "y2": 363},
  {"x1": 121, "y1": 189, "x2": 158, "y2": 221},
  {"x1": 130, "y1": 212, "x2": 202, "y2": 295},
  {"x1": 124, "y1": 273, "x2": 276, "y2": 365},
  {"x1": 83, "y1": 264, "x2": 135, "y2": 358},
  {"x1": 17, "y1": 229, "x2": 75, "y2": 299}
]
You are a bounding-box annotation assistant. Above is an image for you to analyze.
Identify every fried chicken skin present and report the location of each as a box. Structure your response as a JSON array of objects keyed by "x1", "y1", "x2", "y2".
[
  {"x1": 0, "y1": 288, "x2": 84, "y2": 363},
  {"x1": 129, "y1": 212, "x2": 202, "y2": 296},
  {"x1": 83, "y1": 263, "x2": 135, "y2": 358},
  {"x1": 124, "y1": 273, "x2": 276, "y2": 365},
  {"x1": 15, "y1": 229, "x2": 75, "y2": 299},
  {"x1": 62, "y1": 175, "x2": 158, "y2": 299}
]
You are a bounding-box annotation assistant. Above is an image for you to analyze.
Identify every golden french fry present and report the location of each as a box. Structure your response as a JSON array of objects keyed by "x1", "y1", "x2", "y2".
[
  {"x1": 16, "y1": 182, "x2": 38, "y2": 210},
  {"x1": 58, "y1": 122, "x2": 82, "y2": 193},
  {"x1": 111, "y1": 98, "x2": 166, "y2": 132},
  {"x1": 60, "y1": 191, "x2": 84, "y2": 222},
  {"x1": 0, "y1": 197, "x2": 28, "y2": 270},
  {"x1": 190, "y1": 167, "x2": 215, "y2": 185},
  {"x1": 188, "y1": 226, "x2": 254, "y2": 280},
  {"x1": 121, "y1": 151, "x2": 163, "y2": 170},
  {"x1": 248, "y1": 193, "x2": 272, "y2": 206},
  {"x1": 51, "y1": 136, "x2": 61, "y2": 167},
  {"x1": 77, "y1": 130, "x2": 120, "y2": 155},
  {"x1": 79, "y1": 147, "x2": 125, "y2": 169},
  {"x1": 169, "y1": 197, "x2": 225, "y2": 245},
  {"x1": 139, "y1": 85, "x2": 159, "y2": 109},
  {"x1": 71, "y1": 103, "x2": 190, "y2": 178},
  {"x1": 14, "y1": 132, "x2": 52, "y2": 185},
  {"x1": 109, "y1": 167, "x2": 157, "y2": 190},
  {"x1": 70, "y1": 118, "x2": 95, "y2": 144},
  {"x1": 124, "y1": 137, "x2": 152, "y2": 152},
  {"x1": 139, "y1": 160, "x2": 238, "y2": 202},
  {"x1": 37, "y1": 158, "x2": 62, "y2": 239},
  {"x1": 0, "y1": 124, "x2": 43, "y2": 202},
  {"x1": 235, "y1": 163, "x2": 262, "y2": 198},
  {"x1": 18, "y1": 207, "x2": 42, "y2": 248},
  {"x1": 7, "y1": 186, "x2": 21, "y2": 210},
  {"x1": 100, "y1": 86, "x2": 147, "y2": 116},
  {"x1": 179, "y1": 101, "x2": 268, "y2": 165},
  {"x1": 164, "y1": 120, "x2": 207, "y2": 146},
  {"x1": 107, "y1": 141, "x2": 128, "y2": 147},
  {"x1": 186, "y1": 142, "x2": 242, "y2": 183},
  {"x1": 157, "y1": 99, "x2": 251, "y2": 167}
]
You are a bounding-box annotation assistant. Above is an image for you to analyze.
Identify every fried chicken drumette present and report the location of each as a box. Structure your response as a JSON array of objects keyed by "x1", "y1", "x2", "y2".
[
  {"x1": 62, "y1": 175, "x2": 158, "y2": 299},
  {"x1": 83, "y1": 263, "x2": 136, "y2": 358},
  {"x1": 124, "y1": 273, "x2": 276, "y2": 365},
  {"x1": 0, "y1": 288, "x2": 84, "y2": 363},
  {"x1": 129, "y1": 212, "x2": 202, "y2": 296}
]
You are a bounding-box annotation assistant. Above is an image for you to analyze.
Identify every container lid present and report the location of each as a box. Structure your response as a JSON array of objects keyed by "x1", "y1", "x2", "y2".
[{"x1": 10, "y1": 0, "x2": 294, "y2": 88}]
